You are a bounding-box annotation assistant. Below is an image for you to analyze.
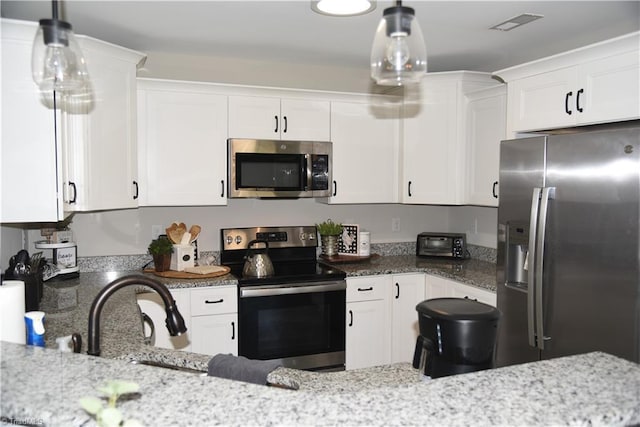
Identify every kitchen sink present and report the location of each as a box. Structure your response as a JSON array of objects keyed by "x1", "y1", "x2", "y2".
[{"x1": 130, "y1": 359, "x2": 208, "y2": 376}]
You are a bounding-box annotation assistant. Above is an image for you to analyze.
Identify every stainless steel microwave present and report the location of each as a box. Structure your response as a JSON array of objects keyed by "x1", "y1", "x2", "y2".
[
  {"x1": 416, "y1": 232, "x2": 467, "y2": 259},
  {"x1": 228, "y1": 138, "x2": 332, "y2": 198}
]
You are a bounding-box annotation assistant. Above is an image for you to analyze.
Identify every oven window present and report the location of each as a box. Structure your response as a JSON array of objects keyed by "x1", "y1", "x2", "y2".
[
  {"x1": 239, "y1": 290, "x2": 345, "y2": 360},
  {"x1": 236, "y1": 153, "x2": 305, "y2": 190},
  {"x1": 426, "y1": 237, "x2": 452, "y2": 250}
]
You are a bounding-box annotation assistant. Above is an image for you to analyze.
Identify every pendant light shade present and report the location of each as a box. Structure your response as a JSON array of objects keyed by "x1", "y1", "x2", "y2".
[
  {"x1": 31, "y1": 1, "x2": 89, "y2": 92},
  {"x1": 370, "y1": 1, "x2": 427, "y2": 86}
]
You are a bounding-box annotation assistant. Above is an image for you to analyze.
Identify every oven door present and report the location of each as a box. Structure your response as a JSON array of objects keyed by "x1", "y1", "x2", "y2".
[{"x1": 238, "y1": 281, "x2": 346, "y2": 371}]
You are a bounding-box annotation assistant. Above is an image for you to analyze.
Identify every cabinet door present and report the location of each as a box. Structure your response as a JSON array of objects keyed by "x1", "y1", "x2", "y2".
[
  {"x1": 190, "y1": 313, "x2": 238, "y2": 356},
  {"x1": 425, "y1": 275, "x2": 454, "y2": 300},
  {"x1": 346, "y1": 299, "x2": 391, "y2": 370},
  {"x1": 1, "y1": 20, "x2": 64, "y2": 222},
  {"x1": 391, "y1": 274, "x2": 425, "y2": 363},
  {"x1": 329, "y1": 100, "x2": 399, "y2": 203},
  {"x1": 579, "y1": 50, "x2": 640, "y2": 125},
  {"x1": 280, "y1": 98, "x2": 330, "y2": 141},
  {"x1": 507, "y1": 67, "x2": 577, "y2": 133},
  {"x1": 137, "y1": 289, "x2": 191, "y2": 351},
  {"x1": 451, "y1": 282, "x2": 497, "y2": 307},
  {"x1": 465, "y1": 86, "x2": 506, "y2": 206},
  {"x1": 228, "y1": 95, "x2": 281, "y2": 139},
  {"x1": 64, "y1": 38, "x2": 143, "y2": 211},
  {"x1": 402, "y1": 80, "x2": 460, "y2": 204},
  {"x1": 137, "y1": 82, "x2": 228, "y2": 206}
]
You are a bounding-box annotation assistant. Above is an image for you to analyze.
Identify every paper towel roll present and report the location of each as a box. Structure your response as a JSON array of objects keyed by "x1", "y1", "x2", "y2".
[{"x1": 0, "y1": 280, "x2": 26, "y2": 344}]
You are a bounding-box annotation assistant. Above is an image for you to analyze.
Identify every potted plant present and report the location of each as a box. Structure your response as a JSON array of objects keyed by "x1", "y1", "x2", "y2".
[
  {"x1": 148, "y1": 236, "x2": 173, "y2": 272},
  {"x1": 316, "y1": 219, "x2": 343, "y2": 257}
]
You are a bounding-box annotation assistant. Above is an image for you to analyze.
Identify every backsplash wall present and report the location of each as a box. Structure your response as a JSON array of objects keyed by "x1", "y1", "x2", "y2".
[{"x1": 22, "y1": 201, "x2": 497, "y2": 258}]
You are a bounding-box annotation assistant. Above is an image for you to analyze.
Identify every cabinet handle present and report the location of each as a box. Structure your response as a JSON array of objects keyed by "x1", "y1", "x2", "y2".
[
  {"x1": 205, "y1": 299, "x2": 224, "y2": 304},
  {"x1": 283, "y1": 116, "x2": 288, "y2": 133},
  {"x1": 348, "y1": 310, "x2": 353, "y2": 327},
  {"x1": 132, "y1": 180, "x2": 139, "y2": 200},
  {"x1": 492, "y1": 181, "x2": 499, "y2": 199},
  {"x1": 220, "y1": 180, "x2": 225, "y2": 198},
  {"x1": 333, "y1": 180, "x2": 337, "y2": 197},
  {"x1": 565, "y1": 91, "x2": 573, "y2": 115},
  {"x1": 274, "y1": 115, "x2": 279, "y2": 133},
  {"x1": 231, "y1": 321, "x2": 235, "y2": 340},
  {"x1": 576, "y1": 88, "x2": 584, "y2": 113},
  {"x1": 68, "y1": 182, "x2": 77, "y2": 204},
  {"x1": 408, "y1": 181, "x2": 412, "y2": 197},
  {"x1": 395, "y1": 283, "x2": 400, "y2": 299},
  {"x1": 357, "y1": 287, "x2": 373, "y2": 292}
]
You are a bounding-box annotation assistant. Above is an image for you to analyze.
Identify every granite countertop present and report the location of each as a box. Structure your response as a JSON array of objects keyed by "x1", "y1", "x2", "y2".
[
  {"x1": 324, "y1": 254, "x2": 497, "y2": 291},
  {"x1": 2, "y1": 342, "x2": 639, "y2": 426}
]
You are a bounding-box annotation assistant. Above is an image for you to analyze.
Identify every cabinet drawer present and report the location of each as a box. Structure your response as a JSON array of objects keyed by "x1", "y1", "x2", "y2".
[
  {"x1": 347, "y1": 276, "x2": 391, "y2": 302},
  {"x1": 190, "y1": 286, "x2": 237, "y2": 316}
]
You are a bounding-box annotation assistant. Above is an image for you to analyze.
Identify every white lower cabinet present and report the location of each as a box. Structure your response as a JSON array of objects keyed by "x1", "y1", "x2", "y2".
[
  {"x1": 189, "y1": 286, "x2": 238, "y2": 356},
  {"x1": 136, "y1": 285, "x2": 238, "y2": 356},
  {"x1": 390, "y1": 274, "x2": 426, "y2": 364},
  {"x1": 425, "y1": 274, "x2": 496, "y2": 307},
  {"x1": 345, "y1": 276, "x2": 392, "y2": 370},
  {"x1": 137, "y1": 289, "x2": 191, "y2": 351},
  {"x1": 190, "y1": 313, "x2": 238, "y2": 356}
]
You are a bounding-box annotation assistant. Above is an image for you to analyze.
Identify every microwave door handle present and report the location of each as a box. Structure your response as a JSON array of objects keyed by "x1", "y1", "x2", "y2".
[
  {"x1": 535, "y1": 187, "x2": 555, "y2": 350},
  {"x1": 527, "y1": 187, "x2": 542, "y2": 349},
  {"x1": 304, "y1": 155, "x2": 311, "y2": 191}
]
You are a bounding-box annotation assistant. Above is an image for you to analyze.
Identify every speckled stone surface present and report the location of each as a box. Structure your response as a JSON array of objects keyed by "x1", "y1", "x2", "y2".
[
  {"x1": 326, "y1": 254, "x2": 497, "y2": 291},
  {"x1": 2, "y1": 342, "x2": 639, "y2": 426}
]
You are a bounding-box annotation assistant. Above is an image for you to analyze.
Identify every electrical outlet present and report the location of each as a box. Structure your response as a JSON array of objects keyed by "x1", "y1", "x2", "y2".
[
  {"x1": 391, "y1": 218, "x2": 401, "y2": 232},
  {"x1": 151, "y1": 225, "x2": 163, "y2": 240}
]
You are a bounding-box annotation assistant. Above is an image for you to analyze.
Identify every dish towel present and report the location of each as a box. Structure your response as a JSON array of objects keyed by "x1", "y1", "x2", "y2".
[{"x1": 207, "y1": 354, "x2": 282, "y2": 385}]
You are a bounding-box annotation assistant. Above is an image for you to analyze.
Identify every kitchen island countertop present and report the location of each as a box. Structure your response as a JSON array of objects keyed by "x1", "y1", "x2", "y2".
[{"x1": 2, "y1": 341, "x2": 639, "y2": 426}]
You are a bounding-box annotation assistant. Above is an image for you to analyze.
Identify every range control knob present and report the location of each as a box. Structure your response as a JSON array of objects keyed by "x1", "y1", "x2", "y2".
[
  {"x1": 299, "y1": 233, "x2": 306, "y2": 241},
  {"x1": 235, "y1": 235, "x2": 243, "y2": 245},
  {"x1": 226, "y1": 235, "x2": 233, "y2": 245}
]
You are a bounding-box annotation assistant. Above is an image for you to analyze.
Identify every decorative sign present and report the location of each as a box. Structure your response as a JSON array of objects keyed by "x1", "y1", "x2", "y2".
[{"x1": 338, "y1": 224, "x2": 360, "y2": 256}]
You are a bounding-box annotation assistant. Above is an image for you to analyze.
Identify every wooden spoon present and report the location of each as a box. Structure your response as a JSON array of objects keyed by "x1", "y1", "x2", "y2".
[
  {"x1": 188, "y1": 225, "x2": 201, "y2": 243},
  {"x1": 166, "y1": 222, "x2": 187, "y2": 244}
]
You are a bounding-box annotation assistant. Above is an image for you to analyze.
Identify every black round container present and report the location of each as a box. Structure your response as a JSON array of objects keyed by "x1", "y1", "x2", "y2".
[{"x1": 414, "y1": 298, "x2": 501, "y2": 378}]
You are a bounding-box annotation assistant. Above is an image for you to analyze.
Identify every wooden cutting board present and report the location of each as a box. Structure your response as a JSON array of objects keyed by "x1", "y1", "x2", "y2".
[{"x1": 143, "y1": 266, "x2": 231, "y2": 279}]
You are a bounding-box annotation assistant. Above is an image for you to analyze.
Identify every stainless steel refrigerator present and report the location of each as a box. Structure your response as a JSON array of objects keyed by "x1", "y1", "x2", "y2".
[{"x1": 496, "y1": 123, "x2": 640, "y2": 367}]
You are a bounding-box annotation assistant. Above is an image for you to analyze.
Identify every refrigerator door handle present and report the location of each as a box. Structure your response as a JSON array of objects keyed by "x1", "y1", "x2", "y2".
[
  {"x1": 527, "y1": 187, "x2": 542, "y2": 348},
  {"x1": 535, "y1": 187, "x2": 555, "y2": 350}
]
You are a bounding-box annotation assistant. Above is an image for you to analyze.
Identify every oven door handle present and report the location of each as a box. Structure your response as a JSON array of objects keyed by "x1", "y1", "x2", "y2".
[{"x1": 239, "y1": 281, "x2": 346, "y2": 298}]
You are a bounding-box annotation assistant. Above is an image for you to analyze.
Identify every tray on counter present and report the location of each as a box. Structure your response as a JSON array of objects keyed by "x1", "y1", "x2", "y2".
[
  {"x1": 319, "y1": 253, "x2": 378, "y2": 264},
  {"x1": 143, "y1": 266, "x2": 231, "y2": 279}
]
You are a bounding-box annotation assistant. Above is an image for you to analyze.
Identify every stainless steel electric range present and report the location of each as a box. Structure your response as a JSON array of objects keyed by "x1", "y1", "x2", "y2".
[{"x1": 220, "y1": 225, "x2": 346, "y2": 371}]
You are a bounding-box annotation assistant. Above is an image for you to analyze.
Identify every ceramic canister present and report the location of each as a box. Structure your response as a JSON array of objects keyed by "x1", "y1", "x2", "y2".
[{"x1": 359, "y1": 231, "x2": 370, "y2": 256}]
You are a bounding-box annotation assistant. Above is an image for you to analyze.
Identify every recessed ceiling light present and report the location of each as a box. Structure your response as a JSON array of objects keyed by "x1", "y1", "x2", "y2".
[
  {"x1": 311, "y1": 0, "x2": 376, "y2": 17},
  {"x1": 490, "y1": 13, "x2": 544, "y2": 31}
]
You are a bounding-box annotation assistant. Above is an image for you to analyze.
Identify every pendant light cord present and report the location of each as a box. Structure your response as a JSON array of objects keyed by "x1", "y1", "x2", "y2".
[{"x1": 51, "y1": 0, "x2": 59, "y2": 20}]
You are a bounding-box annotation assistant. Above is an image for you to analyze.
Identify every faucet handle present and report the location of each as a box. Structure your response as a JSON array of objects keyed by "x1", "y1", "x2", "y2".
[{"x1": 71, "y1": 333, "x2": 82, "y2": 353}]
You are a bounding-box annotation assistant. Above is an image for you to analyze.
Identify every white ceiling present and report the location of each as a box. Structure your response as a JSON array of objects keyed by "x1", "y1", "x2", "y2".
[{"x1": 2, "y1": 1, "x2": 639, "y2": 74}]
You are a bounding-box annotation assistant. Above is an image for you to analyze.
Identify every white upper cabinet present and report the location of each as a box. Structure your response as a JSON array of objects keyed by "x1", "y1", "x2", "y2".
[
  {"x1": 323, "y1": 97, "x2": 400, "y2": 204},
  {"x1": 496, "y1": 32, "x2": 640, "y2": 134},
  {"x1": 62, "y1": 36, "x2": 145, "y2": 212},
  {"x1": 228, "y1": 95, "x2": 330, "y2": 141},
  {"x1": 464, "y1": 85, "x2": 507, "y2": 207},
  {"x1": 1, "y1": 19, "x2": 65, "y2": 222},
  {"x1": 401, "y1": 72, "x2": 497, "y2": 205},
  {"x1": 137, "y1": 79, "x2": 228, "y2": 206}
]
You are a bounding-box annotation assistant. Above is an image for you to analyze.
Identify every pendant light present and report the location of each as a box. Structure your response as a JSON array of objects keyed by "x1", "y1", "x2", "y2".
[
  {"x1": 31, "y1": 0, "x2": 89, "y2": 92},
  {"x1": 370, "y1": 0, "x2": 427, "y2": 86}
]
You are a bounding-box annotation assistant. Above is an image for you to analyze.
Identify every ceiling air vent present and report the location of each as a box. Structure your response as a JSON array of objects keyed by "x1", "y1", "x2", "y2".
[{"x1": 490, "y1": 13, "x2": 543, "y2": 31}]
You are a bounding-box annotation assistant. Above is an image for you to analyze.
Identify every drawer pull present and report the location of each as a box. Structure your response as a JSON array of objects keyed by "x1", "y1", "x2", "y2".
[
  {"x1": 357, "y1": 287, "x2": 373, "y2": 292},
  {"x1": 205, "y1": 298, "x2": 224, "y2": 304}
]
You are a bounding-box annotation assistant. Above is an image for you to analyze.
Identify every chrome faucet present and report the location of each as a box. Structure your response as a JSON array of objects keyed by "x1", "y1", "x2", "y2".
[{"x1": 87, "y1": 274, "x2": 187, "y2": 356}]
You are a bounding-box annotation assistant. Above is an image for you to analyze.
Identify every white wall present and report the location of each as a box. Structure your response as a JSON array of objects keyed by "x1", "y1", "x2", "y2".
[
  {"x1": 22, "y1": 202, "x2": 497, "y2": 257},
  {"x1": 138, "y1": 51, "x2": 393, "y2": 94},
  {"x1": 1, "y1": 225, "x2": 23, "y2": 271}
]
